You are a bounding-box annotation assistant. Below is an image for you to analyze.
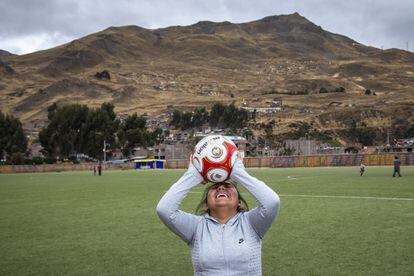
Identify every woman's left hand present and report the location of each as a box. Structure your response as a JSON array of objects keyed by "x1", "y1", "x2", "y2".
[{"x1": 230, "y1": 158, "x2": 246, "y2": 180}]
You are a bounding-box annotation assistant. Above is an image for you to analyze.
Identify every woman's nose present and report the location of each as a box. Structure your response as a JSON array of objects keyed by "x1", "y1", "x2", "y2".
[{"x1": 217, "y1": 185, "x2": 225, "y2": 191}]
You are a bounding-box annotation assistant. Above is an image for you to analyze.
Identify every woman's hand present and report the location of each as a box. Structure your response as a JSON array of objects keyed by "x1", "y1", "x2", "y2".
[
  {"x1": 187, "y1": 160, "x2": 206, "y2": 184},
  {"x1": 230, "y1": 158, "x2": 246, "y2": 180}
]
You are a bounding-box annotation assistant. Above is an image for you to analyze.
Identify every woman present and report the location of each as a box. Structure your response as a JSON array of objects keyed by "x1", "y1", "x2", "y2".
[{"x1": 156, "y1": 159, "x2": 280, "y2": 275}]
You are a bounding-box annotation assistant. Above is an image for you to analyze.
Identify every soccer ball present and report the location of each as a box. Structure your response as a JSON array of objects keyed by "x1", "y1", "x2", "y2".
[{"x1": 191, "y1": 135, "x2": 239, "y2": 183}]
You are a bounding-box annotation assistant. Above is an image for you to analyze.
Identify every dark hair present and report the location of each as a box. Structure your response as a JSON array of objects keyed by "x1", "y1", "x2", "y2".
[{"x1": 195, "y1": 181, "x2": 249, "y2": 215}]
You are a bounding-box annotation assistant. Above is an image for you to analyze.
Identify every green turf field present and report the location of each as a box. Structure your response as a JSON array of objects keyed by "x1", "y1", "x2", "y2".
[{"x1": 0, "y1": 167, "x2": 413, "y2": 275}]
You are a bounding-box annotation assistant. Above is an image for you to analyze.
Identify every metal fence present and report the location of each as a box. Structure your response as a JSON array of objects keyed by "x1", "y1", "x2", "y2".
[
  {"x1": 264, "y1": 152, "x2": 414, "y2": 168},
  {"x1": 1, "y1": 153, "x2": 413, "y2": 173}
]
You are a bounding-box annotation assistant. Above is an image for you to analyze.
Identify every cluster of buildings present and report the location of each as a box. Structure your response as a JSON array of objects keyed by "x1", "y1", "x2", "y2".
[
  {"x1": 128, "y1": 130, "x2": 249, "y2": 160},
  {"x1": 241, "y1": 97, "x2": 283, "y2": 118}
]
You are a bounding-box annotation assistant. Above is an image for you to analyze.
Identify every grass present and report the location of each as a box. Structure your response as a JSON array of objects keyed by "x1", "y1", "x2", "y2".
[{"x1": 0, "y1": 167, "x2": 413, "y2": 275}]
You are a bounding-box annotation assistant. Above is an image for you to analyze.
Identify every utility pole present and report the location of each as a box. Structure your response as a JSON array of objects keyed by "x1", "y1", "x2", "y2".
[
  {"x1": 386, "y1": 129, "x2": 390, "y2": 145},
  {"x1": 103, "y1": 140, "x2": 106, "y2": 162},
  {"x1": 172, "y1": 143, "x2": 175, "y2": 160},
  {"x1": 103, "y1": 140, "x2": 110, "y2": 162}
]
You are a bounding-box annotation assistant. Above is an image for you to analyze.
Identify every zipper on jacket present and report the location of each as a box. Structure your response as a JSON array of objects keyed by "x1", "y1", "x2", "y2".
[{"x1": 221, "y1": 225, "x2": 229, "y2": 275}]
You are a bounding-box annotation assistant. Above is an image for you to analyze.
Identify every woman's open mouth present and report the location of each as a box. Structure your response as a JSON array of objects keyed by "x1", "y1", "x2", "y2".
[{"x1": 216, "y1": 193, "x2": 229, "y2": 199}]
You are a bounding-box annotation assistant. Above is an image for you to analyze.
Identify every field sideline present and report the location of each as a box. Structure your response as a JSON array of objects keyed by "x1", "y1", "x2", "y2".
[{"x1": 1, "y1": 167, "x2": 413, "y2": 275}]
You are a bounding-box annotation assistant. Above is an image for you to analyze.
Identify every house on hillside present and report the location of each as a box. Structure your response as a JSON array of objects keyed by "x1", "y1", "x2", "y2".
[
  {"x1": 285, "y1": 138, "x2": 330, "y2": 155},
  {"x1": 153, "y1": 143, "x2": 192, "y2": 160},
  {"x1": 28, "y1": 142, "x2": 44, "y2": 157},
  {"x1": 380, "y1": 138, "x2": 414, "y2": 153}
]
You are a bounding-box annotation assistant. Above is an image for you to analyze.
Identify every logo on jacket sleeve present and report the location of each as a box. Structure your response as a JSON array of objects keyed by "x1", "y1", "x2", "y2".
[{"x1": 238, "y1": 238, "x2": 244, "y2": 244}]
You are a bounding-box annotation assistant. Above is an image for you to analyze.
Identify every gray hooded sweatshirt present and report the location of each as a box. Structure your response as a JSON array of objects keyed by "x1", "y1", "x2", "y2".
[{"x1": 156, "y1": 159, "x2": 280, "y2": 276}]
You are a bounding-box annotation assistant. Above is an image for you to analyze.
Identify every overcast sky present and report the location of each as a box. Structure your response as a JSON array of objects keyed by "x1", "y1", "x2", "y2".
[{"x1": 0, "y1": 0, "x2": 413, "y2": 55}]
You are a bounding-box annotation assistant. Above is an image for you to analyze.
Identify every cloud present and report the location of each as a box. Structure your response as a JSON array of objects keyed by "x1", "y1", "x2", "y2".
[
  {"x1": 0, "y1": 0, "x2": 412, "y2": 54},
  {"x1": 0, "y1": 32, "x2": 72, "y2": 55}
]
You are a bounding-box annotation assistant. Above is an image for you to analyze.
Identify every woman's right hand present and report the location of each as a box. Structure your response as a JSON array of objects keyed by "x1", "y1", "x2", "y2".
[{"x1": 187, "y1": 160, "x2": 205, "y2": 184}]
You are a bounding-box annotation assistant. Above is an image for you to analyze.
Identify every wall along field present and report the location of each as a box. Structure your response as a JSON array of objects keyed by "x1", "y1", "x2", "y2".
[{"x1": 0, "y1": 167, "x2": 413, "y2": 275}]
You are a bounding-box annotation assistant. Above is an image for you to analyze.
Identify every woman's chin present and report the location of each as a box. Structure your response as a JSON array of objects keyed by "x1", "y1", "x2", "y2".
[{"x1": 213, "y1": 202, "x2": 237, "y2": 209}]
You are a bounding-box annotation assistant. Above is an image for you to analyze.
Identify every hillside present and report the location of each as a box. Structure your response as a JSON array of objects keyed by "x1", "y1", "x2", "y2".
[
  {"x1": 0, "y1": 49, "x2": 16, "y2": 57},
  {"x1": 0, "y1": 13, "x2": 413, "y2": 140}
]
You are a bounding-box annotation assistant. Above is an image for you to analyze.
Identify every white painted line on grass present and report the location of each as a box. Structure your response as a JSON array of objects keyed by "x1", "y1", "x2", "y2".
[
  {"x1": 278, "y1": 194, "x2": 414, "y2": 201},
  {"x1": 167, "y1": 191, "x2": 414, "y2": 201}
]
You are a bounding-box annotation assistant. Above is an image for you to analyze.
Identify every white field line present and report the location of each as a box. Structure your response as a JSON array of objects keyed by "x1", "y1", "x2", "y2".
[
  {"x1": 173, "y1": 191, "x2": 414, "y2": 201},
  {"x1": 278, "y1": 194, "x2": 414, "y2": 201}
]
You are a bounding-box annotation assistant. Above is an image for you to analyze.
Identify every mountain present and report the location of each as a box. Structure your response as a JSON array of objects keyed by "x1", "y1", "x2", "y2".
[
  {"x1": 0, "y1": 49, "x2": 16, "y2": 57},
  {"x1": 0, "y1": 13, "x2": 413, "y2": 139}
]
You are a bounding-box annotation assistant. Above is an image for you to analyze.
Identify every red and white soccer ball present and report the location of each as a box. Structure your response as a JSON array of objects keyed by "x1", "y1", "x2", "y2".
[{"x1": 191, "y1": 135, "x2": 239, "y2": 183}]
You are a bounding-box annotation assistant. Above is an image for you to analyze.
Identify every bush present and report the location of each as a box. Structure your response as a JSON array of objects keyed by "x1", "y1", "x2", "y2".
[
  {"x1": 44, "y1": 157, "x2": 58, "y2": 164},
  {"x1": 287, "y1": 90, "x2": 309, "y2": 95},
  {"x1": 336, "y1": 87, "x2": 346, "y2": 92},
  {"x1": 32, "y1": 157, "x2": 46, "y2": 165},
  {"x1": 342, "y1": 127, "x2": 377, "y2": 146},
  {"x1": 328, "y1": 138, "x2": 342, "y2": 147},
  {"x1": 10, "y1": 153, "x2": 25, "y2": 165},
  {"x1": 319, "y1": 87, "x2": 345, "y2": 94},
  {"x1": 319, "y1": 87, "x2": 328, "y2": 93}
]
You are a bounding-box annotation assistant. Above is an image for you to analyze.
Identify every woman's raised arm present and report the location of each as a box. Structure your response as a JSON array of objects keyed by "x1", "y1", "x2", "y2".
[
  {"x1": 230, "y1": 159, "x2": 280, "y2": 239},
  {"x1": 156, "y1": 164, "x2": 204, "y2": 244}
]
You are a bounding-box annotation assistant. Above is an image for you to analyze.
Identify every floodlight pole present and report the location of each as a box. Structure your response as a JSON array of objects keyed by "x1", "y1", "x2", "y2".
[
  {"x1": 103, "y1": 140, "x2": 111, "y2": 162},
  {"x1": 103, "y1": 140, "x2": 106, "y2": 162}
]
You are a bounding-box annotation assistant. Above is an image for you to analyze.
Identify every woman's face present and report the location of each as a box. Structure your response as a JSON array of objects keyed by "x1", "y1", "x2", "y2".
[{"x1": 206, "y1": 183, "x2": 239, "y2": 212}]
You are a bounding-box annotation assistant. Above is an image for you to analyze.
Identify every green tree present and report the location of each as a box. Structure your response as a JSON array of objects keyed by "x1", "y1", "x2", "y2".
[
  {"x1": 209, "y1": 103, "x2": 226, "y2": 128},
  {"x1": 180, "y1": 112, "x2": 193, "y2": 130},
  {"x1": 117, "y1": 114, "x2": 166, "y2": 157},
  {"x1": 392, "y1": 117, "x2": 414, "y2": 138},
  {"x1": 39, "y1": 103, "x2": 119, "y2": 160},
  {"x1": 117, "y1": 113, "x2": 148, "y2": 157},
  {"x1": 150, "y1": 128, "x2": 165, "y2": 145},
  {"x1": 80, "y1": 103, "x2": 119, "y2": 159},
  {"x1": 192, "y1": 107, "x2": 209, "y2": 128},
  {"x1": 47, "y1": 102, "x2": 58, "y2": 120},
  {"x1": 171, "y1": 103, "x2": 248, "y2": 131},
  {"x1": 295, "y1": 122, "x2": 312, "y2": 138},
  {"x1": 0, "y1": 111, "x2": 28, "y2": 162},
  {"x1": 170, "y1": 108, "x2": 209, "y2": 130},
  {"x1": 170, "y1": 110, "x2": 182, "y2": 128},
  {"x1": 355, "y1": 128, "x2": 376, "y2": 146},
  {"x1": 39, "y1": 104, "x2": 89, "y2": 158},
  {"x1": 210, "y1": 103, "x2": 247, "y2": 130}
]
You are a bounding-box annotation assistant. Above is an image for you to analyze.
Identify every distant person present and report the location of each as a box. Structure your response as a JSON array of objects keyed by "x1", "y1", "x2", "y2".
[
  {"x1": 98, "y1": 162, "x2": 102, "y2": 176},
  {"x1": 157, "y1": 158, "x2": 280, "y2": 275},
  {"x1": 93, "y1": 165, "x2": 97, "y2": 176},
  {"x1": 360, "y1": 162, "x2": 366, "y2": 176},
  {"x1": 393, "y1": 156, "x2": 401, "y2": 177}
]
